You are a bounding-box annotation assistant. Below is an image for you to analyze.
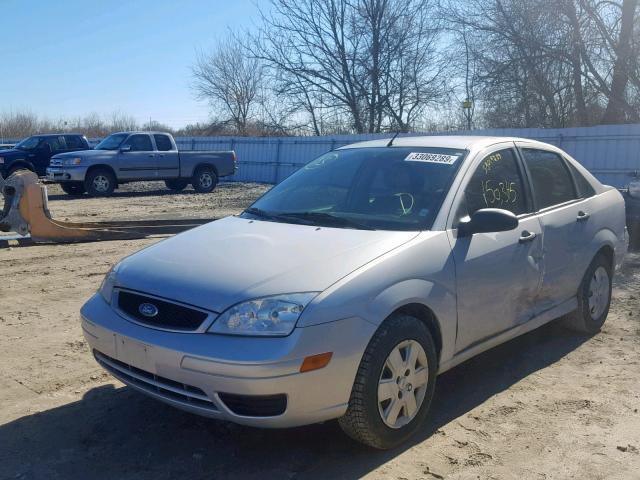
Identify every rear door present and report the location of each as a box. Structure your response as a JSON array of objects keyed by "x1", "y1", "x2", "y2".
[
  {"x1": 64, "y1": 135, "x2": 88, "y2": 152},
  {"x1": 448, "y1": 144, "x2": 544, "y2": 352},
  {"x1": 517, "y1": 144, "x2": 593, "y2": 312},
  {"x1": 153, "y1": 134, "x2": 179, "y2": 179},
  {"x1": 118, "y1": 134, "x2": 156, "y2": 180},
  {"x1": 33, "y1": 136, "x2": 66, "y2": 175}
]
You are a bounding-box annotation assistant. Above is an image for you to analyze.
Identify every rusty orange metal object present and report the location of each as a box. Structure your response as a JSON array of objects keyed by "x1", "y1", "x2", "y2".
[{"x1": 0, "y1": 171, "x2": 214, "y2": 244}]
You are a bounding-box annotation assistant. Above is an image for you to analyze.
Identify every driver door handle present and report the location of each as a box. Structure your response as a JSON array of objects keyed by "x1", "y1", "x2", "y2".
[
  {"x1": 519, "y1": 231, "x2": 537, "y2": 243},
  {"x1": 577, "y1": 210, "x2": 590, "y2": 221}
]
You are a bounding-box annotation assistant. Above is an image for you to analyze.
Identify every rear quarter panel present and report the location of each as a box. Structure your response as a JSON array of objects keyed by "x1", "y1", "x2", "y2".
[
  {"x1": 178, "y1": 151, "x2": 235, "y2": 178},
  {"x1": 579, "y1": 188, "x2": 627, "y2": 278}
]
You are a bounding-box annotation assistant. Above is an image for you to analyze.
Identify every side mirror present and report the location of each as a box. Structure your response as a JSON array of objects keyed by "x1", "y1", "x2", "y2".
[
  {"x1": 120, "y1": 145, "x2": 131, "y2": 153},
  {"x1": 458, "y1": 208, "x2": 518, "y2": 237}
]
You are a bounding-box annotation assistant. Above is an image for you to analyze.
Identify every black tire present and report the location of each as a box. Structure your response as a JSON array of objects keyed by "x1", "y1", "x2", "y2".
[
  {"x1": 60, "y1": 182, "x2": 86, "y2": 196},
  {"x1": 165, "y1": 179, "x2": 189, "y2": 192},
  {"x1": 338, "y1": 314, "x2": 438, "y2": 449},
  {"x1": 562, "y1": 253, "x2": 613, "y2": 334},
  {"x1": 84, "y1": 168, "x2": 116, "y2": 197},
  {"x1": 192, "y1": 166, "x2": 218, "y2": 193}
]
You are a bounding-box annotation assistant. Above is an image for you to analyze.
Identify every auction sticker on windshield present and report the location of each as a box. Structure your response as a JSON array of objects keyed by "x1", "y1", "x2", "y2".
[{"x1": 404, "y1": 152, "x2": 458, "y2": 164}]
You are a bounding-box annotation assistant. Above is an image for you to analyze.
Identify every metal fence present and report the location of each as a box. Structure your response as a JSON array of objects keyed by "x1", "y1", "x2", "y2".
[
  {"x1": 173, "y1": 124, "x2": 640, "y2": 188},
  {"x1": 5, "y1": 123, "x2": 640, "y2": 187}
]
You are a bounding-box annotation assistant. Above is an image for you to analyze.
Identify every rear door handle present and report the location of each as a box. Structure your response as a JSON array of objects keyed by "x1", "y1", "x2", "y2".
[
  {"x1": 148, "y1": 154, "x2": 155, "y2": 158},
  {"x1": 577, "y1": 211, "x2": 590, "y2": 221},
  {"x1": 519, "y1": 231, "x2": 537, "y2": 243}
]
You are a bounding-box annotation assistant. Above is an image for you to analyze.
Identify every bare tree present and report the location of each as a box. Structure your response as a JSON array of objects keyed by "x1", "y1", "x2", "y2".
[{"x1": 192, "y1": 36, "x2": 263, "y2": 135}]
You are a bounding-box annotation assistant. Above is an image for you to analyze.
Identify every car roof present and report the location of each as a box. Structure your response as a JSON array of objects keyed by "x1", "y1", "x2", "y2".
[
  {"x1": 111, "y1": 131, "x2": 172, "y2": 136},
  {"x1": 31, "y1": 133, "x2": 85, "y2": 137},
  {"x1": 340, "y1": 135, "x2": 556, "y2": 151}
]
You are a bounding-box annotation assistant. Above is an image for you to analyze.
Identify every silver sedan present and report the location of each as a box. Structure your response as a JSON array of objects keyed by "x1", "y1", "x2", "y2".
[{"x1": 82, "y1": 136, "x2": 627, "y2": 449}]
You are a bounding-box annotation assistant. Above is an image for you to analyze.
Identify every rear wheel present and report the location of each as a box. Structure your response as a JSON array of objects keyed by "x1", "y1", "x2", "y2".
[
  {"x1": 60, "y1": 182, "x2": 86, "y2": 196},
  {"x1": 165, "y1": 179, "x2": 189, "y2": 192},
  {"x1": 85, "y1": 168, "x2": 116, "y2": 197},
  {"x1": 192, "y1": 166, "x2": 217, "y2": 193},
  {"x1": 563, "y1": 253, "x2": 612, "y2": 334},
  {"x1": 338, "y1": 314, "x2": 437, "y2": 449}
]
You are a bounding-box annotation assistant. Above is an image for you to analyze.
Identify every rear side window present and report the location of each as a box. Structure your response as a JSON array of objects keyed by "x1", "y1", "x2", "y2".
[
  {"x1": 566, "y1": 161, "x2": 596, "y2": 198},
  {"x1": 463, "y1": 148, "x2": 528, "y2": 216},
  {"x1": 154, "y1": 134, "x2": 173, "y2": 151},
  {"x1": 43, "y1": 136, "x2": 66, "y2": 152},
  {"x1": 123, "y1": 134, "x2": 153, "y2": 152},
  {"x1": 522, "y1": 149, "x2": 577, "y2": 209},
  {"x1": 65, "y1": 135, "x2": 85, "y2": 149}
]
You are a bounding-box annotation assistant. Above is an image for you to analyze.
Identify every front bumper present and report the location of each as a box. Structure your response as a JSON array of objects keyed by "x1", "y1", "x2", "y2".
[
  {"x1": 46, "y1": 166, "x2": 87, "y2": 182},
  {"x1": 81, "y1": 293, "x2": 376, "y2": 428}
]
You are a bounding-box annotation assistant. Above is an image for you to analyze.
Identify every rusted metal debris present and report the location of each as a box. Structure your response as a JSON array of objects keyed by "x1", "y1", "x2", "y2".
[{"x1": 0, "y1": 171, "x2": 214, "y2": 246}]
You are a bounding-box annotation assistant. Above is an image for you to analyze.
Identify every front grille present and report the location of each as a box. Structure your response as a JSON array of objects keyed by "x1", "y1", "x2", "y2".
[
  {"x1": 218, "y1": 392, "x2": 287, "y2": 417},
  {"x1": 117, "y1": 290, "x2": 208, "y2": 331},
  {"x1": 94, "y1": 350, "x2": 218, "y2": 412}
]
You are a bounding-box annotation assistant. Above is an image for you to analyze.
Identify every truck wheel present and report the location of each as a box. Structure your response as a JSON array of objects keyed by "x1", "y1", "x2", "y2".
[
  {"x1": 562, "y1": 253, "x2": 612, "y2": 334},
  {"x1": 85, "y1": 168, "x2": 116, "y2": 197},
  {"x1": 338, "y1": 314, "x2": 437, "y2": 449},
  {"x1": 60, "y1": 182, "x2": 86, "y2": 196},
  {"x1": 192, "y1": 166, "x2": 218, "y2": 193},
  {"x1": 165, "y1": 179, "x2": 189, "y2": 192}
]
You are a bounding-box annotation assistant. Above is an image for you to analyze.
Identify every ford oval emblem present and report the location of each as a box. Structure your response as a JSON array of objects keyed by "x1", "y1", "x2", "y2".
[{"x1": 138, "y1": 302, "x2": 159, "y2": 318}]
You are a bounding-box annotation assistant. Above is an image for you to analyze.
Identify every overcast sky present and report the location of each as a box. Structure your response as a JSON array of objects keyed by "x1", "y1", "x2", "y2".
[{"x1": 0, "y1": 0, "x2": 265, "y2": 128}]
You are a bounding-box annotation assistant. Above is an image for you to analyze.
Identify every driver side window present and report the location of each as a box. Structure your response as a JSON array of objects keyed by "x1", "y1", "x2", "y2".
[{"x1": 463, "y1": 148, "x2": 528, "y2": 217}]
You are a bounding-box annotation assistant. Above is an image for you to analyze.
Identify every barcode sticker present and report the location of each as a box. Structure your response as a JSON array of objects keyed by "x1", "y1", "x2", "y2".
[{"x1": 404, "y1": 152, "x2": 458, "y2": 164}]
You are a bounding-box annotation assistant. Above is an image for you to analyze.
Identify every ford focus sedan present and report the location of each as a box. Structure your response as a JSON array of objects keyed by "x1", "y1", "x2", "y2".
[{"x1": 81, "y1": 136, "x2": 627, "y2": 449}]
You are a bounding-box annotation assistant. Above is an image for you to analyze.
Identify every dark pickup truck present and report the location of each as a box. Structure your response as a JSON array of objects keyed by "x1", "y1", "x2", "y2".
[
  {"x1": 46, "y1": 131, "x2": 236, "y2": 196},
  {"x1": 0, "y1": 134, "x2": 90, "y2": 178}
]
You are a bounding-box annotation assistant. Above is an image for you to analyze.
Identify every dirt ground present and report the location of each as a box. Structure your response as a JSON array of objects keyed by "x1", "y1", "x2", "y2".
[{"x1": 1, "y1": 181, "x2": 639, "y2": 480}]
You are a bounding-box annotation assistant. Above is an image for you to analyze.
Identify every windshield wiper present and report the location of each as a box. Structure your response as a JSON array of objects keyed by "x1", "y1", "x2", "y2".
[
  {"x1": 278, "y1": 211, "x2": 376, "y2": 230},
  {"x1": 243, "y1": 207, "x2": 291, "y2": 222}
]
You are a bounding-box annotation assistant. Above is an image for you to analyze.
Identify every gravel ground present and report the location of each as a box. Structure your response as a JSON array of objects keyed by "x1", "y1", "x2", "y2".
[{"x1": 0, "y1": 181, "x2": 639, "y2": 480}]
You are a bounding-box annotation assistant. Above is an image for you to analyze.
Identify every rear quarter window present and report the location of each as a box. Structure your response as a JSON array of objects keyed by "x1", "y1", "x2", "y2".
[{"x1": 154, "y1": 134, "x2": 173, "y2": 152}]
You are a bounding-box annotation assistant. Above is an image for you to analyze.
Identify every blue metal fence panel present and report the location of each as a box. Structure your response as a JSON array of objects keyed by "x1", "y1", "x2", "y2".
[
  {"x1": 175, "y1": 125, "x2": 640, "y2": 187},
  {"x1": 4, "y1": 124, "x2": 639, "y2": 187}
]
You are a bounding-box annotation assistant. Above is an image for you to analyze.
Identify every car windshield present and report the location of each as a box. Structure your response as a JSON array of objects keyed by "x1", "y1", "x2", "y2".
[
  {"x1": 95, "y1": 133, "x2": 128, "y2": 150},
  {"x1": 15, "y1": 136, "x2": 42, "y2": 151},
  {"x1": 243, "y1": 146, "x2": 466, "y2": 231}
]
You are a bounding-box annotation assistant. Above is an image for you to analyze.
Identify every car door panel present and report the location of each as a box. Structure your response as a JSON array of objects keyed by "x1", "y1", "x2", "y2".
[
  {"x1": 518, "y1": 145, "x2": 590, "y2": 312},
  {"x1": 448, "y1": 145, "x2": 544, "y2": 352},
  {"x1": 118, "y1": 134, "x2": 157, "y2": 180}
]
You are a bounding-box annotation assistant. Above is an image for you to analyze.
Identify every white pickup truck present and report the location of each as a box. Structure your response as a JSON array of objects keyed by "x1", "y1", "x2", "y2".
[{"x1": 46, "y1": 131, "x2": 236, "y2": 196}]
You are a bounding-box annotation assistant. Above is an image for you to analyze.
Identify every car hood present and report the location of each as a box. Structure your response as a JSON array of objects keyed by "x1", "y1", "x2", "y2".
[
  {"x1": 52, "y1": 149, "x2": 110, "y2": 159},
  {"x1": 114, "y1": 215, "x2": 419, "y2": 313},
  {"x1": 0, "y1": 148, "x2": 26, "y2": 159}
]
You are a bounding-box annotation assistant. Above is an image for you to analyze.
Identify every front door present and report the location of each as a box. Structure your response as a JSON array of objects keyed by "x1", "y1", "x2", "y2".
[
  {"x1": 118, "y1": 134, "x2": 157, "y2": 180},
  {"x1": 32, "y1": 136, "x2": 65, "y2": 175},
  {"x1": 448, "y1": 145, "x2": 544, "y2": 352}
]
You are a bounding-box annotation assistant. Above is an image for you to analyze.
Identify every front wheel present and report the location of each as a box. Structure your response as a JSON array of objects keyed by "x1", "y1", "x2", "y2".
[
  {"x1": 338, "y1": 314, "x2": 437, "y2": 449},
  {"x1": 60, "y1": 182, "x2": 86, "y2": 196},
  {"x1": 85, "y1": 168, "x2": 116, "y2": 197},
  {"x1": 562, "y1": 253, "x2": 613, "y2": 334},
  {"x1": 192, "y1": 166, "x2": 218, "y2": 193}
]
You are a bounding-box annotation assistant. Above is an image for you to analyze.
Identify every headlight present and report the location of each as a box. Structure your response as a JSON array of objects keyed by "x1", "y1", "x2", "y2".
[
  {"x1": 208, "y1": 293, "x2": 318, "y2": 336},
  {"x1": 63, "y1": 157, "x2": 82, "y2": 166},
  {"x1": 98, "y1": 264, "x2": 120, "y2": 304}
]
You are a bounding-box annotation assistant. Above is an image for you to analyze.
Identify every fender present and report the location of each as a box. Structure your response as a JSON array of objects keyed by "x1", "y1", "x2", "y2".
[
  {"x1": 366, "y1": 278, "x2": 457, "y2": 365},
  {"x1": 6, "y1": 160, "x2": 35, "y2": 174}
]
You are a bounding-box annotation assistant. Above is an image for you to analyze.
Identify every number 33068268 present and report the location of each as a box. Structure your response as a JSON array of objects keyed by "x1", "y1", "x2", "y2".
[{"x1": 481, "y1": 179, "x2": 518, "y2": 207}]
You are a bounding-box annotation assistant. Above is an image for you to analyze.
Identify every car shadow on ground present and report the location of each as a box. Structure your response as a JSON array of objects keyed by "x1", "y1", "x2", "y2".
[
  {"x1": 45, "y1": 182, "x2": 241, "y2": 202},
  {"x1": 0, "y1": 321, "x2": 590, "y2": 480}
]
